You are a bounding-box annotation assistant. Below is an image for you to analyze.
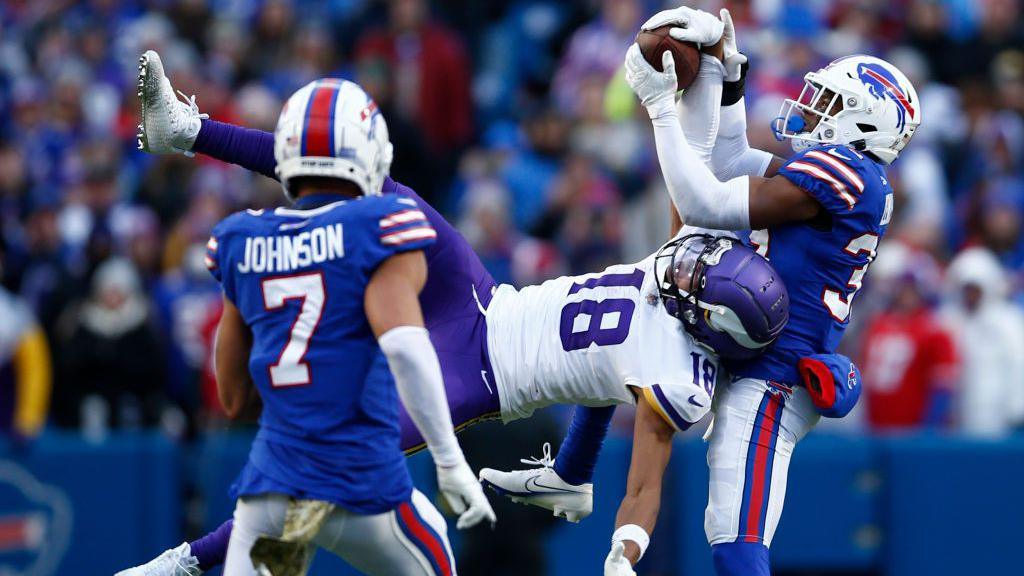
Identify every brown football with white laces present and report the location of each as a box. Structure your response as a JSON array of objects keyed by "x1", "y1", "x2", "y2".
[{"x1": 636, "y1": 25, "x2": 701, "y2": 90}]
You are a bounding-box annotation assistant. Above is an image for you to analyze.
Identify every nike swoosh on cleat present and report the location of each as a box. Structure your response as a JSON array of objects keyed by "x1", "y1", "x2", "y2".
[
  {"x1": 524, "y1": 475, "x2": 587, "y2": 494},
  {"x1": 688, "y1": 394, "x2": 704, "y2": 408},
  {"x1": 482, "y1": 478, "x2": 546, "y2": 498}
]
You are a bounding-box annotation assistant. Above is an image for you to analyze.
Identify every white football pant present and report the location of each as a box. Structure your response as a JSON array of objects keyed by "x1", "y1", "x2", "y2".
[
  {"x1": 224, "y1": 489, "x2": 455, "y2": 576},
  {"x1": 705, "y1": 377, "x2": 820, "y2": 547}
]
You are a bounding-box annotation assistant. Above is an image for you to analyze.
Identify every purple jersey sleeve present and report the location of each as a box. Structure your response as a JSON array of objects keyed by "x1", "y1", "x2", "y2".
[
  {"x1": 778, "y1": 146, "x2": 870, "y2": 215},
  {"x1": 639, "y1": 381, "x2": 712, "y2": 432},
  {"x1": 193, "y1": 119, "x2": 278, "y2": 180}
]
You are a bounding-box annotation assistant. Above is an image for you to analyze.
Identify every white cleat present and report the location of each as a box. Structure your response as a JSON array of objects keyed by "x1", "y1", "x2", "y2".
[
  {"x1": 115, "y1": 542, "x2": 202, "y2": 576},
  {"x1": 137, "y1": 50, "x2": 207, "y2": 155},
  {"x1": 479, "y1": 442, "x2": 593, "y2": 523}
]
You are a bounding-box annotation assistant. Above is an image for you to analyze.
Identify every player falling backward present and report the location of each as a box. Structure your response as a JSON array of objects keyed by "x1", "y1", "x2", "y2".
[
  {"x1": 485, "y1": 6, "x2": 916, "y2": 576},
  {"x1": 120, "y1": 48, "x2": 799, "y2": 576}
]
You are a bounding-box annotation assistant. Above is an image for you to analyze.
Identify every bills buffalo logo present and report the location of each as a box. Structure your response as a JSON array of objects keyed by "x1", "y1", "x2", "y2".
[
  {"x1": 359, "y1": 100, "x2": 378, "y2": 122},
  {"x1": 847, "y1": 362, "x2": 857, "y2": 390},
  {"x1": 360, "y1": 100, "x2": 381, "y2": 137},
  {"x1": 0, "y1": 463, "x2": 71, "y2": 575},
  {"x1": 856, "y1": 63, "x2": 915, "y2": 131}
]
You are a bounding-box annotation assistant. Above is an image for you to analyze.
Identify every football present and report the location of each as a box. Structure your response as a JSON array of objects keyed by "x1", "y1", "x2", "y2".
[{"x1": 636, "y1": 25, "x2": 701, "y2": 90}]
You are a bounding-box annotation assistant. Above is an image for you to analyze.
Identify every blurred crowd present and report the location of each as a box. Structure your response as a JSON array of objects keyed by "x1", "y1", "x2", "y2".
[{"x1": 0, "y1": 0, "x2": 1022, "y2": 443}]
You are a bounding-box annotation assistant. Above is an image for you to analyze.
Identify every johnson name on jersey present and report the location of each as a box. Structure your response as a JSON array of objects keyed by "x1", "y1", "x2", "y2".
[
  {"x1": 735, "y1": 144, "x2": 893, "y2": 384},
  {"x1": 205, "y1": 193, "x2": 436, "y2": 514},
  {"x1": 485, "y1": 256, "x2": 719, "y2": 432}
]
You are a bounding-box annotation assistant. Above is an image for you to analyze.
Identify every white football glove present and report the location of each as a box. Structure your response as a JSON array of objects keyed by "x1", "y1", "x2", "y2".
[
  {"x1": 641, "y1": 6, "x2": 724, "y2": 47},
  {"x1": 719, "y1": 8, "x2": 747, "y2": 82},
  {"x1": 624, "y1": 43, "x2": 677, "y2": 116},
  {"x1": 436, "y1": 459, "x2": 496, "y2": 530},
  {"x1": 604, "y1": 542, "x2": 638, "y2": 576}
]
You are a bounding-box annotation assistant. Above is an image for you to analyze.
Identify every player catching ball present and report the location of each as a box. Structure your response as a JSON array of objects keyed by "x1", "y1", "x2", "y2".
[
  {"x1": 483, "y1": 5, "x2": 916, "y2": 576},
  {"x1": 625, "y1": 8, "x2": 916, "y2": 574}
]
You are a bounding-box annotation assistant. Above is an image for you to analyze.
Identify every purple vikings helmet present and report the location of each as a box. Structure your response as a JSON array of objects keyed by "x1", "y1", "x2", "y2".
[{"x1": 654, "y1": 235, "x2": 789, "y2": 360}]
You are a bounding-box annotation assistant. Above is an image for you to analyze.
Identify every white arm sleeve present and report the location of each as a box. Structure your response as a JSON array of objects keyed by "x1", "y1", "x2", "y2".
[
  {"x1": 676, "y1": 55, "x2": 725, "y2": 164},
  {"x1": 650, "y1": 105, "x2": 751, "y2": 230},
  {"x1": 710, "y1": 98, "x2": 774, "y2": 180},
  {"x1": 379, "y1": 325, "x2": 464, "y2": 467}
]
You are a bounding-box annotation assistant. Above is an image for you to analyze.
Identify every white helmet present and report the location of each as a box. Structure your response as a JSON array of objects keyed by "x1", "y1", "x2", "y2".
[
  {"x1": 274, "y1": 79, "x2": 393, "y2": 200},
  {"x1": 772, "y1": 55, "x2": 921, "y2": 165}
]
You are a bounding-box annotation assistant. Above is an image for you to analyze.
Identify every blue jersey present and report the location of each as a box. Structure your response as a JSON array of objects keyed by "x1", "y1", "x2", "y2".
[
  {"x1": 206, "y1": 192, "x2": 437, "y2": 514},
  {"x1": 730, "y1": 144, "x2": 893, "y2": 385}
]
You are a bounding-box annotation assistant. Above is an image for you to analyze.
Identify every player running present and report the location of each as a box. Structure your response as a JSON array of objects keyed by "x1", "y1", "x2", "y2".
[
  {"x1": 118, "y1": 51, "x2": 792, "y2": 576},
  {"x1": 486, "y1": 7, "x2": 916, "y2": 576},
  {"x1": 196, "y1": 79, "x2": 495, "y2": 576}
]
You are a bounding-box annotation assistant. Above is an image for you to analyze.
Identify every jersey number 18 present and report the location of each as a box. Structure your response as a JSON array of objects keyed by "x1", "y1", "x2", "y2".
[{"x1": 559, "y1": 269, "x2": 645, "y2": 351}]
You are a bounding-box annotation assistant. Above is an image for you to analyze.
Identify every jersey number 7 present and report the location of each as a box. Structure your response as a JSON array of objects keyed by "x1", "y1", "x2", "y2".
[{"x1": 261, "y1": 272, "x2": 326, "y2": 387}]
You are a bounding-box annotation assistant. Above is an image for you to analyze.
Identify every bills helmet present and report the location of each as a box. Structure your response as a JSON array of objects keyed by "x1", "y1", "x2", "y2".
[
  {"x1": 772, "y1": 55, "x2": 920, "y2": 165},
  {"x1": 274, "y1": 79, "x2": 393, "y2": 200},
  {"x1": 654, "y1": 235, "x2": 789, "y2": 360}
]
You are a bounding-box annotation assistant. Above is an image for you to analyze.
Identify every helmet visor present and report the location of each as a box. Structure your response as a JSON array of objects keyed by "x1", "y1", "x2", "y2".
[{"x1": 655, "y1": 235, "x2": 717, "y2": 299}]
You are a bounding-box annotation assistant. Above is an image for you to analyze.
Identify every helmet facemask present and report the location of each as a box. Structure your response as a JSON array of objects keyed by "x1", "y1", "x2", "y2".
[
  {"x1": 772, "y1": 73, "x2": 850, "y2": 152},
  {"x1": 655, "y1": 235, "x2": 735, "y2": 338}
]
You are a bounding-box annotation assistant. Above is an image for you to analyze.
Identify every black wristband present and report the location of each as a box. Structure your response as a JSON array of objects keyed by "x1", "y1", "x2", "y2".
[{"x1": 721, "y1": 58, "x2": 749, "y2": 107}]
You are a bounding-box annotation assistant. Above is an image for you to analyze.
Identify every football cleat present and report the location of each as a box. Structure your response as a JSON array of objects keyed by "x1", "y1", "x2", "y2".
[
  {"x1": 115, "y1": 542, "x2": 202, "y2": 576},
  {"x1": 137, "y1": 50, "x2": 207, "y2": 155},
  {"x1": 478, "y1": 443, "x2": 593, "y2": 523}
]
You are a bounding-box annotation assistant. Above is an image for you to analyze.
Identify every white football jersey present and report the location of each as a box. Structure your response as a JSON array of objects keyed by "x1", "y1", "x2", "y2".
[{"x1": 485, "y1": 254, "x2": 720, "y2": 431}]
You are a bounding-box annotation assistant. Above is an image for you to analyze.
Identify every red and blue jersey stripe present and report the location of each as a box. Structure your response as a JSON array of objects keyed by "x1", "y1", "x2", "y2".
[
  {"x1": 782, "y1": 146, "x2": 866, "y2": 210},
  {"x1": 736, "y1": 388, "x2": 786, "y2": 543},
  {"x1": 395, "y1": 500, "x2": 453, "y2": 576},
  {"x1": 378, "y1": 207, "x2": 437, "y2": 248},
  {"x1": 803, "y1": 150, "x2": 865, "y2": 194}
]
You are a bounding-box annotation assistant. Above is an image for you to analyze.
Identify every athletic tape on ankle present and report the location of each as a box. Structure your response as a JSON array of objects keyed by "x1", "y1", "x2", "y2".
[{"x1": 612, "y1": 524, "x2": 650, "y2": 561}]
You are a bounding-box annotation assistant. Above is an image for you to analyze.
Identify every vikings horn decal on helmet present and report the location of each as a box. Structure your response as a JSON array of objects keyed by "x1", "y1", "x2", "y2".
[
  {"x1": 654, "y1": 235, "x2": 789, "y2": 360},
  {"x1": 772, "y1": 55, "x2": 921, "y2": 165},
  {"x1": 274, "y1": 79, "x2": 394, "y2": 200}
]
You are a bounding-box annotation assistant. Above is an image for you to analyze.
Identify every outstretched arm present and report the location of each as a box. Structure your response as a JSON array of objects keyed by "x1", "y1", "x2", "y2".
[
  {"x1": 604, "y1": 393, "x2": 676, "y2": 571},
  {"x1": 708, "y1": 8, "x2": 784, "y2": 180},
  {"x1": 626, "y1": 45, "x2": 820, "y2": 231},
  {"x1": 192, "y1": 119, "x2": 279, "y2": 180}
]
